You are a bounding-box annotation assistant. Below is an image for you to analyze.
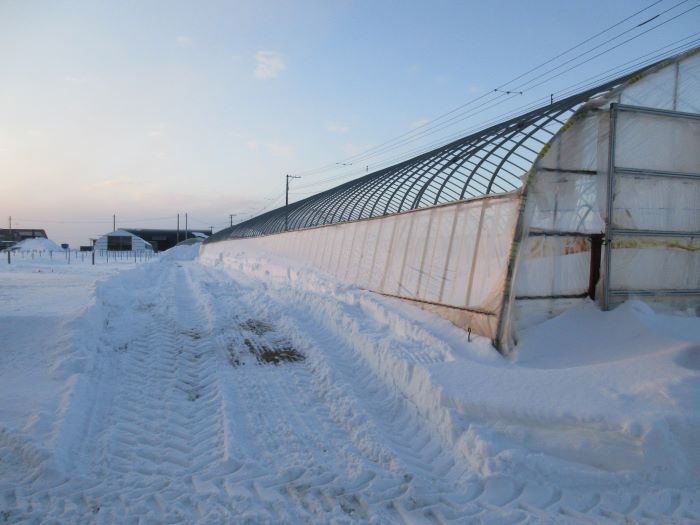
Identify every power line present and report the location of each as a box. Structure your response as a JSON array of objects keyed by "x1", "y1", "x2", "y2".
[
  {"x1": 290, "y1": 37, "x2": 699, "y2": 194},
  {"x1": 13, "y1": 215, "x2": 178, "y2": 224},
  {"x1": 294, "y1": 27, "x2": 699, "y2": 190},
  {"x1": 511, "y1": 1, "x2": 699, "y2": 93},
  {"x1": 291, "y1": 0, "x2": 696, "y2": 182},
  {"x1": 493, "y1": 0, "x2": 665, "y2": 90}
]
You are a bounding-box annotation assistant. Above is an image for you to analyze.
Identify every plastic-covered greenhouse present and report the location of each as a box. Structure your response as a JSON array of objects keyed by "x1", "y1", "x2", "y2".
[{"x1": 204, "y1": 48, "x2": 700, "y2": 352}]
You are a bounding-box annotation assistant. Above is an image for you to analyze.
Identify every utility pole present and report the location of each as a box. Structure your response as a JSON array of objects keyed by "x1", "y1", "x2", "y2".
[
  {"x1": 176, "y1": 214, "x2": 180, "y2": 243},
  {"x1": 230, "y1": 214, "x2": 234, "y2": 227},
  {"x1": 185, "y1": 213, "x2": 188, "y2": 240},
  {"x1": 113, "y1": 214, "x2": 116, "y2": 231},
  {"x1": 7, "y1": 216, "x2": 11, "y2": 264},
  {"x1": 285, "y1": 174, "x2": 300, "y2": 231}
]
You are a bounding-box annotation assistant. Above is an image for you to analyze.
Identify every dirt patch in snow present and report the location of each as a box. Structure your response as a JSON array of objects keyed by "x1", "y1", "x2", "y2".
[
  {"x1": 243, "y1": 338, "x2": 305, "y2": 365},
  {"x1": 227, "y1": 342, "x2": 243, "y2": 367},
  {"x1": 240, "y1": 318, "x2": 274, "y2": 336},
  {"x1": 181, "y1": 330, "x2": 202, "y2": 340},
  {"x1": 237, "y1": 318, "x2": 305, "y2": 365}
]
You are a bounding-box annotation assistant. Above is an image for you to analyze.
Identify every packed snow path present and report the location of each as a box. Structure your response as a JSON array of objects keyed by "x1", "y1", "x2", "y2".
[{"x1": 1, "y1": 255, "x2": 698, "y2": 523}]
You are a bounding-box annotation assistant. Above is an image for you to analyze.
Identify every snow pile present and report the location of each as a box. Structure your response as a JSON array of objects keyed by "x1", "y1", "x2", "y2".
[
  {"x1": 160, "y1": 242, "x2": 201, "y2": 261},
  {"x1": 11, "y1": 237, "x2": 63, "y2": 251},
  {"x1": 1, "y1": 248, "x2": 698, "y2": 521},
  {"x1": 200, "y1": 243, "x2": 700, "y2": 490}
]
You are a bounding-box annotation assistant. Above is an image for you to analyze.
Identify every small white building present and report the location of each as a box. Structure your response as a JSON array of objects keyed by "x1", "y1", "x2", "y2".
[{"x1": 94, "y1": 230, "x2": 154, "y2": 252}]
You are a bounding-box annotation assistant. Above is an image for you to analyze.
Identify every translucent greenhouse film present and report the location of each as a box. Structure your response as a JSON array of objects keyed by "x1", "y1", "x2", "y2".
[{"x1": 204, "y1": 48, "x2": 700, "y2": 352}]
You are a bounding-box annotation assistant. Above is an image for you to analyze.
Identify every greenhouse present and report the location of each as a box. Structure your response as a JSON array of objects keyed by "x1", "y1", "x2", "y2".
[
  {"x1": 94, "y1": 229, "x2": 154, "y2": 253},
  {"x1": 204, "y1": 48, "x2": 700, "y2": 352}
]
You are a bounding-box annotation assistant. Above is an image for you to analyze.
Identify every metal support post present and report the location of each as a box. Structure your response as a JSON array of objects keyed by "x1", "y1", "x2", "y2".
[{"x1": 602, "y1": 104, "x2": 618, "y2": 311}]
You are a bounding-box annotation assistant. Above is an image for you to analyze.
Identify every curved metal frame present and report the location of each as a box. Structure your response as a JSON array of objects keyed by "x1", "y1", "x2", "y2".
[{"x1": 207, "y1": 60, "x2": 667, "y2": 243}]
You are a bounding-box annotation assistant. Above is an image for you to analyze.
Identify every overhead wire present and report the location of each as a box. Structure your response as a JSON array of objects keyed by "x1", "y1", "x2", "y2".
[
  {"x1": 290, "y1": 0, "x2": 697, "y2": 185},
  {"x1": 294, "y1": 0, "x2": 668, "y2": 178},
  {"x1": 289, "y1": 34, "x2": 699, "y2": 193},
  {"x1": 313, "y1": 1, "x2": 697, "y2": 175}
]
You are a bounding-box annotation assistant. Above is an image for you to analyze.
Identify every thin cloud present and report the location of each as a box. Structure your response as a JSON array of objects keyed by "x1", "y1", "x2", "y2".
[
  {"x1": 64, "y1": 75, "x2": 89, "y2": 84},
  {"x1": 326, "y1": 122, "x2": 349, "y2": 134},
  {"x1": 409, "y1": 118, "x2": 429, "y2": 130},
  {"x1": 176, "y1": 36, "x2": 193, "y2": 48},
  {"x1": 94, "y1": 177, "x2": 138, "y2": 189},
  {"x1": 342, "y1": 143, "x2": 371, "y2": 156},
  {"x1": 254, "y1": 51, "x2": 286, "y2": 80},
  {"x1": 267, "y1": 141, "x2": 294, "y2": 158}
]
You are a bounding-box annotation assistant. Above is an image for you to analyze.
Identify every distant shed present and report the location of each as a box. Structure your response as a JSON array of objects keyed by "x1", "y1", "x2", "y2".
[
  {"x1": 0, "y1": 228, "x2": 47, "y2": 250},
  {"x1": 123, "y1": 229, "x2": 211, "y2": 252},
  {"x1": 94, "y1": 230, "x2": 153, "y2": 252}
]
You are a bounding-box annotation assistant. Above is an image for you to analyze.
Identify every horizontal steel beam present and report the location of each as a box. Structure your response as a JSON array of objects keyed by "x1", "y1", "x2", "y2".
[
  {"x1": 614, "y1": 166, "x2": 700, "y2": 180},
  {"x1": 609, "y1": 289, "x2": 700, "y2": 297},
  {"x1": 616, "y1": 103, "x2": 700, "y2": 120},
  {"x1": 611, "y1": 229, "x2": 700, "y2": 237},
  {"x1": 539, "y1": 167, "x2": 598, "y2": 175},
  {"x1": 372, "y1": 290, "x2": 498, "y2": 317},
  {"x1": 515, "y1": 293, "x2": 589, "y2": 300},
  {"x1": 528, "y1": 230, "x2": 598, "y2": 237}
]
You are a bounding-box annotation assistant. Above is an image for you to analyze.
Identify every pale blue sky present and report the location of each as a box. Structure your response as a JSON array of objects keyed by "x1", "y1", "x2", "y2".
[{"x1": 1, "y1": 0, "x2": 698, "y2": 244}]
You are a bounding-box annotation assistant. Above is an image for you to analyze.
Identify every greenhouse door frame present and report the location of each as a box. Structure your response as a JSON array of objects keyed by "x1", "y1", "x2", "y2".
[{"x1": 602, "y1": 103, "x2": 700, "y2": 310}]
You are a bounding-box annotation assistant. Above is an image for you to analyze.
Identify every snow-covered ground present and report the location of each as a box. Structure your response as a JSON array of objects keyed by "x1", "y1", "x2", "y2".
[{"x1": 1, "y1": 246, "x2": 698, "y2": 523}]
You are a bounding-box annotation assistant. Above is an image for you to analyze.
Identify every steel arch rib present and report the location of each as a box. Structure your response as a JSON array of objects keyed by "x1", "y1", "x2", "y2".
[{"x1": 202, "y1": 52, "x2": 693, "y2": 241}]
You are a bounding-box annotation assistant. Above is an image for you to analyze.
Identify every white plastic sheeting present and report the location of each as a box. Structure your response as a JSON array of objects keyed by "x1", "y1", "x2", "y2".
[
  {"x1": 611, "y1": 174, "x2": 700, "y2": 232},
  {"x1": 606, "y1": 105, "x2": 700, "y2": 313},
  {"x1": 203, "y1": 49, "x2": 699, "y2": 352},
  {"x1": 514, "y1": 236, "x2": 592, "y2": 297},
  {"x1": 609, "y1": 236, "x2": 700, "y2": 291},
  {"x1": 201, "y1": 195, "x2": 520, "y2": 339},
  {"x1": 502, "y1": 50, "x2": 700, "y2": 350},
  {"x1": 614, "y1": 111, "x2": 700, "y2": 175}
]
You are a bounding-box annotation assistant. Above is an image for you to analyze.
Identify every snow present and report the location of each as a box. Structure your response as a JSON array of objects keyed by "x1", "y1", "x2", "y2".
[
  {"x1": 9, "y1": 237, "x2": 64, "y2": 252},
  {"x1": 1, "y1": 247, "x2": 699, "y2": 523},
  {"x1": 160, "y1": 242, "x2": 201, "y2": 261}
]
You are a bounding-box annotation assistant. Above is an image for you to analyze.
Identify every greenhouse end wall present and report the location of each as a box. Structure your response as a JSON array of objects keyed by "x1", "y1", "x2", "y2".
[
  {"x1": 500, "y1": 51, "x2": 700, "y2": 350},
  {"x1": 200, "y1": 194, "x2": 521, "y2": 341}
]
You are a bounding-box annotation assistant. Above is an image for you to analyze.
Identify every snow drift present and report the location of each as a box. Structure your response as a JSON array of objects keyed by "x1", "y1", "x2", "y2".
[
  {"x1": 10, "y1": 237, "x2": 63, "y2": 251},
  {"x1": 200, "y1": 245, "x2": 700, "y2": 490}
]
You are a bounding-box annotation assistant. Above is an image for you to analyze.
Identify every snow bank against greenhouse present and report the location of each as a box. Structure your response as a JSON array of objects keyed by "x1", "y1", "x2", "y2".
[
  {"x1": 159, "y1": 242, "x2": 201, "y2": 261},
  {"x1": 201, "y1": 244, "x2": 700, "y2": 489}
]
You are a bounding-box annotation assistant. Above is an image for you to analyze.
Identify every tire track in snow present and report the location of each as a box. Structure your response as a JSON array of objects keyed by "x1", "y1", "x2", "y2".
[
  {"x1": 3, "y1": 257, "x2": 697, "y2": 524},
  {"x1": 191, "y1": 263, "x2": 527, "y2": 523},
  {"x1": 201, "y1": 259, "x2": 700, "y2": 525}
]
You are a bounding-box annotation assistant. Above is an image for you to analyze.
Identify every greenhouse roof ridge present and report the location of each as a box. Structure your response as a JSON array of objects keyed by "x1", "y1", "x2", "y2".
[{"x1": 208, "y1": 46, "x2": 699, "y2": 242}]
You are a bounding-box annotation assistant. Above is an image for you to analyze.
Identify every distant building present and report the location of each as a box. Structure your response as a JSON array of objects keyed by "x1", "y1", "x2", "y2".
[
  {"x1": 123, "y1": 229, "x2": 211, "y2": 252},
  {"x1": 0, "y1": 228, "x2": 47, "y2": 250},
  {"x1": 94, "y1": 230, "x2": 154, "y2": 252}
]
